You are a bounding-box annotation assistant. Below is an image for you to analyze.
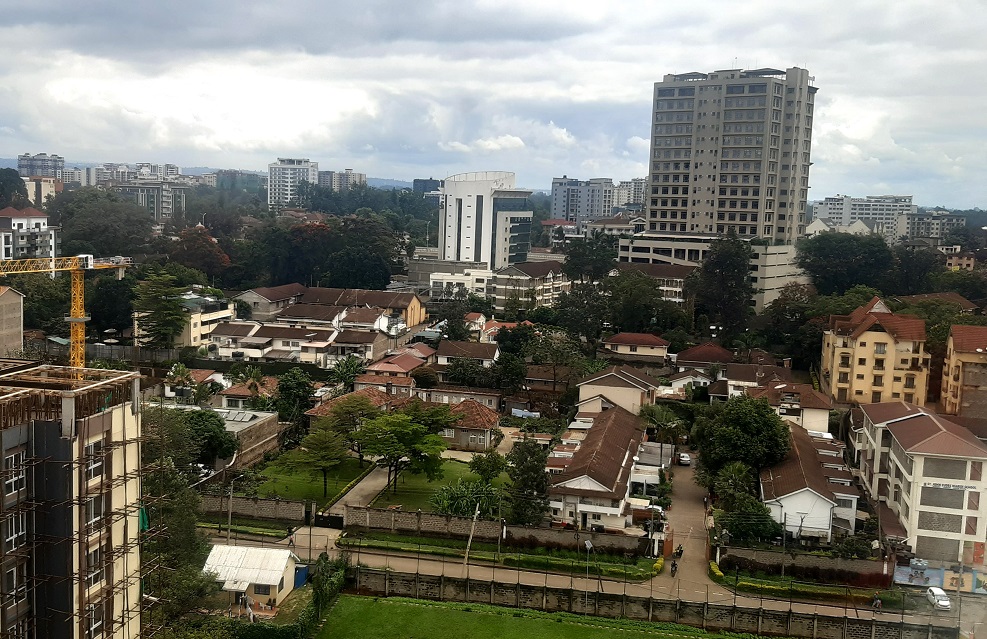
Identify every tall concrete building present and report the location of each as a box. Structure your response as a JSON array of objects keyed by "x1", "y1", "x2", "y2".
[
  {"x1": 0, "y1": 363, "x2": 143, "y2": 639},
  {"x1": 615, "y1": 178, "x2": 646, "y2": 207},
  {"x1": 646, "y1": 67, "x2": 815, "y2": 242},
  {"x1": 439, "y1": 172, "x2": 533, "y2": 271},
  {"x1": 17, "y1": 153, "x2": 64, "y2": 178},
  {"x1": 813, "y1": 194, "x2": 916, "y2": 227},
  {"x1": 413, "y1": 178, "x2": 444, "y2": 194},
  {"x1": 317, "y1": 168, "x2": 366, "y2": 192},
  {"x1": 550, "y1": 177, "x2": 616, "y2": 228},
  {"x1": 268, "y1": 158, "x2": 318, "y2": 210}
]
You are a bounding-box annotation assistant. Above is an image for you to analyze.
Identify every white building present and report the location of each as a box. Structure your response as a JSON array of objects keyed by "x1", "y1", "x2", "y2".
[
  {"x1": 615, "y1": 178, "x2": 647, "y2": 207},
  {"x1": 812, "y1": 195, "x2": 916, "y2": 240},
  {"x1": 439, "y1": 171, "x2": 533, "y2": 271},
  {"x1": 804, "y1": 218, "x2": 880, "y2": 238},
  {"x1": 268, "y1": 158, "x2": 318, "y2": 210},
  {"x1": 550, "y1": 176, "x2": 616, "y2": 228},
  {"x1": 318, "y1": 168, "x2": 367, "y2": 191},
  {"x1": 0, "y1": 206, "x2": 59, "y2": 260},
  {"x1": 893, "y1": 210, "x2": 966, "y2": 245}
]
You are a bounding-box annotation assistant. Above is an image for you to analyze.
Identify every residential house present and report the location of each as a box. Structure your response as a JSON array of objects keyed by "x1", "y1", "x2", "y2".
[
  {"x1": 576, "y1": 366, "x2": 662, "y2": 414},
  {"x1": 203, "y1": 546, "x2": 300, "y2": 608},
  {"x1": 548, "y1": 405, "x2": 644, "y2": 531},
  {"x1": 298, "y1": 287, "x2": 426, "y2": 329},
  {"x1": 163, "y1": 368, "x2": 225, "y2": 400},
  {"x1": 464, "y1": 313, "x2": 487, "y2": 333},
  {"x1": 303, "y1": 387, "x2": 393, "y2": 423},
  {"x1": 721, "y1": 363, "x2": 793, "y2": 398},
  {"x1": 945, "y1": 252, "x2": 976, "y2": 272},
  {"x1": 366, "y1": 353, "x2": 427, "y2": 377},
  {"x1": 339, "y1": 307, "x2": 396, "y2": 332},
  {"x1": 488, "y1": 261, "x2": 570, "y2": 313},
  {"x1": 480, "y1": 320, "x2": 532, "y2": 343},
  {"x1": 820, "y1": 297, "x2": 929, "y2": 405},
  {"x1": 353, "y1": 375, "x2": 415, "y2": 398},
  {"x1": 438, "y1": 399, "x2": 500, "y2": 451},
  {"x1": 673, "y1": 342, "x2": 733, "y2": 374},
  {"x1": 249, "y1": 325, "x2": 337, "y2": 364},
  {"x1": 233, "y1": 283, "x2": 306, "y2": 321},
  {"x1": 666, "y1": 369, "x2": 713, "y2": 391},
  {"x1": 216, "y1": 376, "x2": 278, "y2": 409},
  {"x1": 760, "y1": 425, "x2": 859, "y2": 543},
  {"x1": 746, "y1": 383, "x2": 834, "y2": 431},
  {"x1": 941, "y1": 325, "x2": 987, "y2": 417},
  {"x1": 525, "y1": 364, "x2": 577, "y2": 394},
  {"x1": 601, "y1": 332, "x2": 670, "y2": 362},
  {"x1": 856, "y1": 402, "x2": 987, "y2": 564},
  {"x1": 435, "y1": 340, "x2": 499, "y2": 367},
  {"x1": 327, "y1": 330, "x2": 390, "y2": 363},
  {"x1": 0, "y1": 286, "x2": 24, "y2": 355},
  {"x1": 612, "y1": 263, "x2": 695, "y2": 306},
  {"x1": 274, "y1": 304, "x2": 346, "y2": 327},
  {"x1": 134, "y1": 292, "x2": 235, "y2": 349},
  {"x1": 413, "y1": 385, "x2": 501, "y2": 410},
  {"x1": 893, "y1": 292, "x2": 978, "y2": 314}
]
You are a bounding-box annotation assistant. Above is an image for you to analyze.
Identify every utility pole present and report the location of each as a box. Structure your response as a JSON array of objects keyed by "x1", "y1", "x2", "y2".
[{"x1": 463, "y1": 502, "x2": 481, "y2": 567}]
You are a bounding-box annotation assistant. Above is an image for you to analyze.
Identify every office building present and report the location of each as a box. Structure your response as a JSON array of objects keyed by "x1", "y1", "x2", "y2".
[
  {"x1": 812, "y1": 195, "x2": 916, "y2": 241},
  {"x1": 439, "y1": 172, "x2": 533, "y2": 271},
  {"x1": 647, "y1": 67, "x2": 816, "y2": 243},
  {"x1": 268, "y1": 158, "x2": 318, "y2": 210},
  {"x1": 615, "y1": 178, "x2": 646, "y2": 207},
  {"x1": 17, "y1": 153, "x2": 64, "y2": 178},
  {"x1": 413, "y1": 178, "x2": 444, "y2": 194},
  {"x1": 112, "y1": 181, "x2": 189, "y2": 222},
  {"x1": 550, "y1": 176, "x2": 616, "y2": 228},
  {"x1": 893, "y1": 209, "x2": 966, "y2": 245},
  {"x1": 0, "y1": 362, "x2": 143, "y2": 638}
]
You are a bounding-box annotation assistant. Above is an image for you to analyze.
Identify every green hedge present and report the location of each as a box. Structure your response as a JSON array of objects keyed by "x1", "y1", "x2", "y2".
[{"x1": 324, "y1": 462, "x2": 377, "y2": 509}]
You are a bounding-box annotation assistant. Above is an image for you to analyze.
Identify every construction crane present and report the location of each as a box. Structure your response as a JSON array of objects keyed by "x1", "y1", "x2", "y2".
[{"x1": 0, "y1": 254, "x2": 131, "y2": 368}]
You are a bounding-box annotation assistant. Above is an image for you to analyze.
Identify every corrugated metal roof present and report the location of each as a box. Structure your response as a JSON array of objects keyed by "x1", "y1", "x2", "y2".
[{"x1": 204, "y1": 545, "x2": 298, "y2": 589}]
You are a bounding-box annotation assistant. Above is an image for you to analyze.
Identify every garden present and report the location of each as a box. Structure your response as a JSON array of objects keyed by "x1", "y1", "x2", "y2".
[{"x1": 369, "y1": 458, "x2": 509, "y2": 512}]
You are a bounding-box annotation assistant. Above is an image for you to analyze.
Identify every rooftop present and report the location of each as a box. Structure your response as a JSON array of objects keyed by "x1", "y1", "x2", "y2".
[
  {"x1": 436, "y1": 340, "x2": 498, "y2": 360},
  {"x1": 675, "y1": 342, "x2": 733, "y2": 365},
  {"x1": 204, "y1": 545, "x2": 299, "y2": 591},
  {"x1": 603, "y1": 332, "x2": 670, "y2": 347},
  {"x1": 551, "y1": 406, "x2": 644, "y2": 498},
  {"x1": 760, "y1": 425, "x2": 839, "y2": 503}
]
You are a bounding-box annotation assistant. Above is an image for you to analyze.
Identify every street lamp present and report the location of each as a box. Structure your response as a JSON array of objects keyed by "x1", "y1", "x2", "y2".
[
  {"x1": 584, "y1": 540, "x2": 593, "y2": 612},
  {"x1": 226, "y1": 474, "x2": 244, "y2": 545}
]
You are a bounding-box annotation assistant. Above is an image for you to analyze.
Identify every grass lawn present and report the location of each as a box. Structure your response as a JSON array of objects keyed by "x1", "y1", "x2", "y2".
[
  {"x1": 318, "y1": 596, "x2": 734, "y2": 639},
  {"x1": 253, "y1": 457, "x2": 368, "y2": 506},
  {"x1": 369, "y1": 460, "x2": 508, "y2": 512},
  {"x1": 270, "y1": 584, "x2": 313, "y2": 625}
]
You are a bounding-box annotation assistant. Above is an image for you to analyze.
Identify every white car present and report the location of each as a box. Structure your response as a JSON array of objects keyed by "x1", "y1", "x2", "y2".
[
  {"x1": 926, "y1": 587, "x2": 951, "y2": 611},
  {"x1": 678, "y1": 453, "x2": 692, "y2": 466}
]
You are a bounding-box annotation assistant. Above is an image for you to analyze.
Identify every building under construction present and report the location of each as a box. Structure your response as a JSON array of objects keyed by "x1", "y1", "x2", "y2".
[{"x1": 0, "y1": 361, "x2": 142, "y2": 639}]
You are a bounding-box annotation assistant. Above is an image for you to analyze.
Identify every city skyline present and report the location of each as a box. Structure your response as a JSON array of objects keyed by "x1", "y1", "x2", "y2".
[{"x1": 1, "y1": 1, "x2": 985, "y2": 207}]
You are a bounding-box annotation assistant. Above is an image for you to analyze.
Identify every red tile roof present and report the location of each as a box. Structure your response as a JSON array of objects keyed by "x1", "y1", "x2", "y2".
[
  {"x1": 747, "y1": 383, "x2": 833, "y2": 411},
  {"x1": 355, "y1": 374, "x2": 414, "y2": 387},
  {"x1": 859, "y1": 401, "x2": 927, "y2": 424},
  {"x1": 189, "y1": 369, "x2": 217, "y2": 384},
  {"x1": 299, "y1": 287, "x2": 420, "y2": 310},
  {"x1": 367, "y1": 353, "x2": 426, "y2": 374},
  {"x1": 464, "y1": 312, "x2": 484, "y2": 322},
  {"x1": 220, "y1": 376, "x2": 279, "y2": 398},
  {"x1": 887, "y1": 412, "x2": 987, "y2": 458},
  {"x1": 603, "y1": 332, "x2": 670, "y2": 347},
  {"x1": 725, "y1": 363, "x2": 793, "y2": 384},
  {"x1": 342, "y1": 307, "x2": 386, "y2": 323},
  {"x1": 304, "y1": 387, "x2": 391, "y2": 417},
  {"x1": 827, "y1": 297, "x2": 926, "y2": 342},
  {"x1": 449, "y1": 399, "x2": 500, "y2": 431},
  {"x1": 436, "y1": 340, "x2": 498, "y2": 360},
  {"x1": 895, "y1": 292, "x2": 978, "y2": 313},
  {"x1": 675, "y1": 342, "x2": 733, "y2": 366},
  {"x1": 499, "y1": 261, "x2": 564, "y2": 278},
  {"x1": 0, "y1": 206, "x2": 46, "y2": 218},
  {"x1": 950, "y1": 325, "x2": 987, "y2": 353},
  {"x1": 760, "y1": 425, "x2": 839, "y2": 503},
  {"x1": 333, "y1": 330, "x2": 382, "y2": 345}
]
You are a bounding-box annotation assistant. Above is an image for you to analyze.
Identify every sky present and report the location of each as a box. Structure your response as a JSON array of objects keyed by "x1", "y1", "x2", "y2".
[{"x1": 1, "y1": 1, "x2": 985, "y2": 207}]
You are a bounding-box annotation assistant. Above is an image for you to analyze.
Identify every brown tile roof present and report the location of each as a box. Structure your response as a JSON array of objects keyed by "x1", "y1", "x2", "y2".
[
  {"x1": 189, "y1": 369, "x2": 217, "y2": 384},
  {"x1": 615, "y1": 262, "x2": 696, "y2": 280},
  {"x1": 449, "y1": 399, "x2": 500, "y2": 431},
  {"x1": 464, "y1": 312, "x2": 484, "y2": 322},
  {"x1": 603, "y1": 332, "x2": 670, "y2": 347},
  {"x1": 887, "y1": 412, "x2": 987, "y2": 458},
  {"x1": 578, "y1": 365, "x2": 663, "y2": 390},
  {"x1": 388, "y1": 396, "x2": 444, "y2": 411},
  {"x1": 245, "y1": 283, "x2": 307, "y2": 302},
  {"x1": 859, "y1": 401, "x2": 927, "y2": 425},
  {"x1": 404, "y1": 343, "x2": 436, "y2": 358},
  {"x1": 355, "y1": 374, "x2": 415, "y2": 387},
  {"x1": 725, "y1": 363, "x2": 793, "y2": 384},
  {"x1": 220, "y1": 376, "x2": 279, "y2": 398},
  {"x1": 667, "y1": 369, "x2": 712, "y2": 382},
  {"x1": 0, "y1": 206, "x2": 47, "y2": 218},
  {"x1": 425, "y1": 385, "x2": 502, "y2": 397},
  {"x1": 949, "y1": 325, "x2": 987, "y2": 353},
  {"x1": 895, "y1": 292, "x2": 978, "y2": 312},
  {"x1": 333, "y1": 330, "x2": 382, "y2": 345},
  {"x1": 525, "y1": 364, "x2": 577, "y2": 381},
  {"x1": 304, "y1": 387, "x2": 391, "y2": 417},
  {"x1": 210, "y1": 322, "x2": 260, "y2": 338},
  {"x1": 436, "y1": 340, "x2": 498, "y2": 360},
  {"x1": 277, "y1": 304, "x2": 346, "y2": 322},
  {"x1": 342, "y1": 307, "x2": 387, "y2": 323},
  {"x1": 827, "y1": 297, "x2": 926, "y2": 342},
  {"x1": 707, "y1": 379, "x2": 729, "y2": 397},
  {"x1": 760, "y1": 426, "x2": 838, "y2": 503},
  {"x1": 675, "y1": 342, "x2": 733, "y2": 366},
  {"x1": 503, "y1": 261, "x2": 565, "y2": 278},
  {"x1": 550, "y1": 407, "x2": 643, "y2": 498},
  {"x1": 299, "y1": 287, "x2": 420, "y2": 310},
  {"x1": 367, "y1": 353, "x2": 426, "y2": 374},
  {"x1": 747, "y1": 383, "x2": 833, "y2": 411},
  {"x1": 482, "y1": 320, "x2": 533, "y2": 334}
]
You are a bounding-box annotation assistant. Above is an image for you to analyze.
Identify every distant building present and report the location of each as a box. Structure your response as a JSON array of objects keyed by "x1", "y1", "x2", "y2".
[
  {"x1": 550, "y1": 176, "x2": 616, "y2": 228},
  {"x1": 583, "y1": 214, "x2": 646, "y2": 237},
  {"x1": 812, "y1": 195, "x2": 916, "y2": 239},
  {"x1": 17, "y1": 152, "x2": 64, "y2": 177},
  {"x1": 135, "y1": 163, "x2": 181, "y2": 180},
  {"x1": 488, "y1": 260, "x2": 569, "y2": 313},
  {"x1": 268, "y1": 158, "x2": 318, "y2": 210},
  {"x1": 317, "y1": 168, "x2": 366, "y2": 192},
  {"x1": 941, "y1": 325, "x2": 987, "y2": 417},
  {"x1": 112, "y1": 181, "x2": 189, "y2": 222},
  {"x1": 614, "y1": 178, "x2": 646, "y2": 207},
  {"x1": 413, "y1": 178, "x2": 444, "y2": 194},
  {"x1": 0, "y1": 286, "x2": 24, "y2": 355},
  {"x1": 893, "y1": 209, "x2": 966, "y2": 245},
  {"x1": 21, "y1": 176, "x2": 62, "y2": 207},
  {"x1": 0, "y1": 206, "x2": 60, "y2": 260},
  {"x1": 215, "y1": 169, "x2": 267, "y2": 192},
  {"x1": 439, "y1": 171, "x2": 533, "y2": 270},
  {"x1": 611, "y1": 262, "x2": 694, "y2": 306},
  {"x1": 804, "y1": 217, "x2": 879, "y2": 237}
]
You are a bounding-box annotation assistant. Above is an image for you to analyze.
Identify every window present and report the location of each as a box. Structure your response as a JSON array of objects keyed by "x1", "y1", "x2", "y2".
[
  {"x1": 86, "y1": 546, "x2": 104, "y2": 588},
  {"x1": 4, "y1": 451, "x2": 25, "y2": 495},
  {"x1": 629, "y1": 345, "x2": 638, "y2": 353},
  {"x1": 857, "y1": 358, "x2": 866, "y2": 366},
  {"x1": 85, "y1": 440, "x2": 104, "y2": 481},
  {"x1": 86, "y1": 494, "x2": 106, "y2": 530},
  {"x1": 4, "y1": 563, "x2": 27, "y2": 607},
  {"x1": 874, "y1": 376, "x2": 883, "y2": 387},
  {"x1": 972, "y1": 462, "x2": 983, "y2": 481},
  {"x1": 86, "y1": 602, "x2": 104, "y2": 638},
  {"x1": 439, "y1": 428, "x2": 455, "y2": 438},
  {"x1": 4, "y1": 512, "x2": 26, "y2": 552},
  {"x1": 871, "y1": 391, "x2": 882, "y2": 403},
  {"x1": 874, "y1": 358, "x2": 884, "y2": 370},
  {"x1": 835, "y1": 498, "x2": 854, "y2": 509},
  {"x1": 254, "y1": 584, "x2": 271, "y2": 596}
]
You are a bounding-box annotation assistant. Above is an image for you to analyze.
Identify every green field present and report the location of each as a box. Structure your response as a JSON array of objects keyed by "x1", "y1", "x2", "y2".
[
  {"x1": 253, "y1": 457, "x2": 368, "y2": 506},
  {"x1": 318, "y1": 596, "x2": 744, "y2": 639},
  {"x1": 370, "y1": 459, "x2": 508, "y2": 511}
]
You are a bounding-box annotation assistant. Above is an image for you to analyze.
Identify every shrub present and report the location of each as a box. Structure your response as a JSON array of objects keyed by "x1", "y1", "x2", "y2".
[
  {"x1": 653, "y1": 557, "x2": 664, "y2": 574},
  {"x1": 709, "y1": 561, "x2": 724, "y2": 581}
]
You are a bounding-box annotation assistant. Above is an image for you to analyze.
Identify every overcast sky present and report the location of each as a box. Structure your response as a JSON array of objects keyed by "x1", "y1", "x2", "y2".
[{"x1": 2, "y1": 1, "x2": 984, "y2": 206}]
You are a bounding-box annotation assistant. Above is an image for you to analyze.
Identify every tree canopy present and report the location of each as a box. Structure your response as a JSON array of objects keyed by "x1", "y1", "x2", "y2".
[
  {"x1": 694, "y1": 395, "x2": 790, "y2": 476},
  {"x1": 795, "y1": 233, "x2": 893, "y2": 295},
  {"x1": 687, "y1": 233, "x2": 754, "y2": 344},
  {"x1": 505, "y1": 438, "x2": 550, "y2": 525}
]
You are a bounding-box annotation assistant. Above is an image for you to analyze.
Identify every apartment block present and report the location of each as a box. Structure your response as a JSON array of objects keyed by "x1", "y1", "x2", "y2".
[
  {"x1": 0, "y1": 363, "x2": 143, "y2": 639},
  {"x1": 614, "y1": 178, "x2": 646, "y2": 207},
  {"x1": 268, "y1": 158, "x2": 318, "y2": 210},
  {"x1": 856, "y1": 402, "x2": 987, "y2": 565},
  {"x1": 135, "y1": 163, "x2": 181, "y2": 181},
  {"x1": 111, "y1": 181, "x2": 189, "y2": 222},
  {"x1": 812, "y1": 195, "x2": 916, "y2": 241},
  {"x1": 941, "y1": 325, "x2": 987, "y2": 417},
  {"x1": 648, "y1": 67, "x2": 816, "y2": 244},
  {"x1": 317, "y1": 169, "x2": 366, "y2": 192},
  {"x1": 21, "y1": 177, "x2": 62, "y2": 208},
  {"x1": 439, "y1": 172, "x2": 532, "y2": 270},
  {"x1": 550, "y1": 176, "x2": 616, "y2": 228},
  {"x1": 487, "y1": 260, "x2": 569, "y2": 313},
  {"x1": 17, "y1": 153, "x2": 64, "y2": 178},
  {"x1": 820, "y1": 297, "x2": 929, "y2": 405},
  {"x1": 893, "y1": 210, "x2": 966, "y2": 245},
  {"x1": 0, "y1": 207, "x2": 60, "y2": 260}
]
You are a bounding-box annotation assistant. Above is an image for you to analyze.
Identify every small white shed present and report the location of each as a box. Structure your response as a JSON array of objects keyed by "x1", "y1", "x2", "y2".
[{"x1": 204, "y1": 545, "x2": 300, "y2": 607}]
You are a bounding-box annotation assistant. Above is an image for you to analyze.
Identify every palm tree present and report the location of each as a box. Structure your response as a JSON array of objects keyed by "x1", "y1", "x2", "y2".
[
  {"x1": 329, "y1": 356, "x2": 367, "y2": 391},
  {"x1": 714, "y1": 461, "x2": 755, "y2": 510},
  {"x1": 640, "y1": 404, "x2": 685, "y2": 467}
]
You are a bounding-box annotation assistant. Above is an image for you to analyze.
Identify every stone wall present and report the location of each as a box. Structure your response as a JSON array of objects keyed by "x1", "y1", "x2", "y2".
[
  {"x1": 721, "y1": 547, "x2": 891, "y2": 578},
  {"x1": 345, "y1": 505, "x2": 647, "y2": 554},
  {"x1": 352, "y1": 567, "x2": 957, "y2": 639},
  {"x1": 233, "y1": 413, "x2": 283, "y2": 468},
  {"x1": 201, "y1": 494, "x2": 306, "y2": 522}
]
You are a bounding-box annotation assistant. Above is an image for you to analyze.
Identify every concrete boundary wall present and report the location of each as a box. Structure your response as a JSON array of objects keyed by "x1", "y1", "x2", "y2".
[
  {"x1": 201, "y1": 494, "x2": 306, "y2": 522},
  {"x1": 351, "y1": 567, "x2": 958, "y2": 639}
]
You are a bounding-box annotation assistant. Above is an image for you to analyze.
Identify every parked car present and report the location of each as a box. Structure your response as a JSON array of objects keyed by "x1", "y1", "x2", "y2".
[
  {"x1": 678, "y1": 453, "x2": 692, "y2": 466},
  {"x1": 926, "y1": 587, "x2": 951, "y2": 611}
]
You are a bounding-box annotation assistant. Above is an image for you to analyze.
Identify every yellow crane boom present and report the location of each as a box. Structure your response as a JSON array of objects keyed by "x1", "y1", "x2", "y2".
[{"x1": 0, "y1": 255, "x2": 132, "y2": 368}]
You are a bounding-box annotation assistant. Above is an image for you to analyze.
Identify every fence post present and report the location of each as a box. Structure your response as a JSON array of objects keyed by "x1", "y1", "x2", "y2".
[
  {"x1": 385, "y1": 570, "x2": 389, "y2": 598},
  {"x1": 812, "y1": 613, "x2": 817, "y2": 639},
  {"x1": 648, "y1": 596, "x2": 653, "y2": 622},
  {"x1": 757, "y1": 606, "x2": 763, "y2": 635}
]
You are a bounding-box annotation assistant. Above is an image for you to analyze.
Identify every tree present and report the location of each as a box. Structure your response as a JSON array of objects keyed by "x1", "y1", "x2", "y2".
[
  {"x1": 469, "y1": 450, "x2": 508, "y2": 483},
  {"x1": 410, "y1": 366, "x2": 438, "y2": 389},
  {"x1": 717, "y1": 493, "x2": 782, "y2": 541},
  {"x1": 687, "y1": 233, "x2": 755, "y2": 343},
  {"x1": 446, "y1": 357, "x2": 487, "y2": 387},
  {"x1": 3, "y1": 272, "x2": 71, "y2": 336},
  {"x1": 182, "y1": 411, "x2": 239, "y2": 463},
  {"x1": 505, "y1": 438, "x2": 550, "y2": 525},
  {"x1": 883, "y1": 245, "x2": 945, "y2": 295},
  {"x1": 0, "y1": 168, "x2": 29, "y2": 209},
  {"x1": 134, "y1": 275, "x2": 187, "y2": 349},
  {"x1": 430, "y1": 479, "x2": 502, "y2": 518},
  {"x1": 640, "y1": 404, "x2": 684, "y2": 465},
  {"x1": 562, "y1": 233, "x2": 617, "y2": 282},
  {"x1": 326, "y1": 246, "x2": 391, "y2": 290},
  {"x1": 355, "y1": 413, "x2": 446, "y2": 493},
  {"x1": 274, "y1": 367, "x2": 314, "y2": 425},
  {"x1": 554, "y1": 283, "x2": 611, "y2": 350},
  {"x1": 51, "y1": 187, "x2": 155, "y2": 256},
  {"x1": 714, "y1": 461, "x2": 756, "y2": 511},
  {"x1": 696, "y1": 395, "x2": 790, "y2": 475},
  {"x1": 490, "y1": 353, "x2": 527, "y2": 395},
  {"x1": 530, "y1": 331, "x2": 584, "y2": 392},
  {"x1": 319, "y1": 394, "x2": 382, "y2": 463},
  {"x1": 795, "y1": 233, "x2": 892, "y2": 295},
  {"x1": 171, "y1": 227, "x2": 231, "y2": 279},
  {"x1": 88, "y1": 273, "x2": 136, "y2": 335},
  {"x1": 607, "y1": 270, "x2": 688, "y2": 333},
  {"x1": 328, "y1": 355, "x2": 366, "y2": 390},
  {"x1": 494, "y1": 324, "x2": 538, "y2": 357},
  {"x1": 277, "y1": 427, "x2": 349, "y2": 497}
]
